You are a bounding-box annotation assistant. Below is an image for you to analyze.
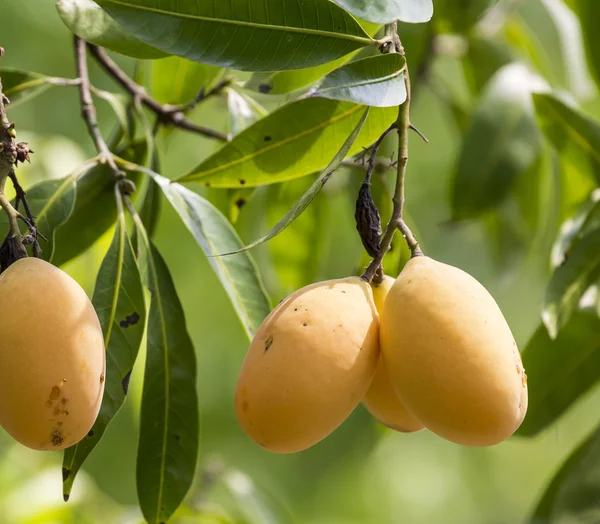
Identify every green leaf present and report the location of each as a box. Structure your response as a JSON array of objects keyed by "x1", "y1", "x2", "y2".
[
  {"x1": 435, "y1": 0, "x2": 497, "y2": 33},
  {"x1": 56, "y1": 0, "x2": 168, "y2": 59},
  {"x1": 332, "y1": 0, "x2": 433, "y2": 24},
  {"x1": 451, "y1": 63, "x2": 543, "y2": 220},
  {"x1": 133, "y1": 216, "x2": 199, "y2": 524},
  {"x1": 0, "y1": 68, "x2": 50, "y2": 107},
  {"x1": 577, "y1": 0, "x2": 600, "y2": 89},
  {"x1": 52, "y1": 141, "x2": 146, "y2": 266},
  {"x1": 151, "y1": 176, "x2": 271, "y2": 339},
  {"x1": 62, "y1": 191, "x2": 146, "y2": 501},
  {"x1": 314, "y1": 54, "x2": 406, "y2": 107},
  {"x1": 27, "y1": 175, "x2": 78, "y2": 262},
  {"x1": 533, "y1": 93, "x2": 600, "y2": 185},
  {"x1": 151, "y1": 56, "x2": 221, "y2": 105},
  {"x1": 530, "y1": 424, "x2": 600, "y2": 523},
  {"x1": 138, "y1": 177, "x2": 162, "y2": 240},
  {"x1": 95, "y1": 0, "x2": 374, "y2": 71},
  {"x1": 177, "y1": 98, "x2": 396, "y2": 188},
  {"x1": 543, "y1": 220, "x2": 600, "y2": 339},
  {"x1": 244, "y1": 21, "x2": 381, "y2": 95},
  {"x1": 220, "y1": 107, "x2": 369, "y2": 254},
  {"x1": 517, "y1": 310, "x2": 600, "y2": 437}
]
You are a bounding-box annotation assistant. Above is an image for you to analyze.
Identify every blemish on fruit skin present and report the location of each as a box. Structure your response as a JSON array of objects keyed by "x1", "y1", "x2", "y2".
[
  {"x1": 242, "y1": 401, "x2": 249, "y2": 412},
  {"x1": 64, "y1": 410, "x2": 70, "y2": 416},
  {"x1": 49, "y1": 386, "x2": 60, "y2": 400},
  {"x1": 303, "y1": 322, "x2": 308, "y2": 327},
  {"x1": 61, "y1": 397, "x2": 68, "y2": 404},
  {"x1": 45, "y1": 400, "x2": 52, "y2": 408},
  {"x1": 51, "y1": 430, "x2": 64, "y2": 447},
  {"x1": 100, "y1": 373, "x2": 105, "y2": 384},
  {"x1": 264, "y1": 335, "x2": 273, "y2": 352},
  {"x1": 53, "y1": 406, "x2": 60, "y2": 416}
]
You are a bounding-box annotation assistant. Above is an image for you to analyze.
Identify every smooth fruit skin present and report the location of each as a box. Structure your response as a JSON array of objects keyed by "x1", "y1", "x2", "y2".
[
  {"x1": 380, "y1": 256, "x2": 527, "y2": 446},
  {"x1": 363, "y1": 276, "x2": 424, "y2": 433},
  {"x1": 235, "y1": 277, "x2": 379, "y2": 453},
  {"x1": 0, "y1": 258, "x2": 105, "y2": 450}
]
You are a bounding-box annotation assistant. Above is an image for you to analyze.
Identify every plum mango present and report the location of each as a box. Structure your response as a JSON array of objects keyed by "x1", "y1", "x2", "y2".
[
  {"x1": 235, "y1": 277, "x2": 379, "y2": 453},
  {"x1": 363, "y1": 276, "x2": 424, "y2": 433},
  {"x1": 380, "y1": 256, "x2": 527, "y2": 446},
  {"x1": 0, "y1": 258, "x2": 105, "y2": 450}
]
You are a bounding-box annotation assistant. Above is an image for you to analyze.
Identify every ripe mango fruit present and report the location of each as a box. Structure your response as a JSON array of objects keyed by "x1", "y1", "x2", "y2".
[
  {"x1": 0, "y1": 258, "x2": 105, "y2": 450},
  {"x1": 380, "y1": 256, "x2": 527, "y2": 446},
  {"x1": 363, "y1": 276, "x2": 424, "y2": 433},
  {"x1": 235, "y1": 277, "x2": 379, "y2": 453}
]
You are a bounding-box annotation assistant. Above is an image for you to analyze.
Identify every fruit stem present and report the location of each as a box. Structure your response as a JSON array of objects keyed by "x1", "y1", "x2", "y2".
[{"x1": 361, "y1": 26, "x2": 423, "y2": 284}]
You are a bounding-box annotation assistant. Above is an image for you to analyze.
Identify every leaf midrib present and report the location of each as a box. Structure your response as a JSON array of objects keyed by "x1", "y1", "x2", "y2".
[
  {"x1": 181, "y1": 103, "x2": 365, "y2": 181},
  {"x1": 100, "y1": 0, "x2": 373, "y2": 45}
]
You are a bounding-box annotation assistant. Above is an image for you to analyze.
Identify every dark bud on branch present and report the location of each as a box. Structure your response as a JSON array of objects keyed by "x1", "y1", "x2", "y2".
[
  {"x1": 0, "y1": 235, "x2": 27, "y2": 272},
  {"x1": 15, "y1": 142, "x2": 32, "y2": 165},
  {"x1": 355, "y1": 182, "x2": 382, "y2": 258}
]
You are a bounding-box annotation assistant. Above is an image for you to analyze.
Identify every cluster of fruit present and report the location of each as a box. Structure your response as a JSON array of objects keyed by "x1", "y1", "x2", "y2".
[
  {"x1": 235, "y1": 256, "x2": 528, "y2": 452},
  {"x1": 0, "y1": 258, "x2": 105, "y2": 451}
]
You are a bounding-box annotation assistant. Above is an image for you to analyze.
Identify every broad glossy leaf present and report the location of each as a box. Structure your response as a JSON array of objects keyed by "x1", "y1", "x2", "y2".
[
  {"x1": 152, "y1": 57, "x2": 220, "y2": 105},
  {"x1": 533, "y1": 93, "x2": 600, "y2": 184},
  {"x1": 451, "y1": 63, "x2": 544, "y2": 220},
  {"x1": 314, "y1": 54, "x2": 406, "y2": 107},
  {"x1": 517, "y1": 311, "x2": 600, "y2": 437},
  {"x1": 332, "y1": 0, "x2": 433, "y2": 24},
  {"x1": 244, "y1": 21, "x2": 381, "y2": 95},
  {"x1": 543, "y1": 225, "x2": 600, "y2": 339},
  {"x1": 530, "y1": 423, "x2": 600, "y2": 523},
  {"x1": 95, "y1": 0, "x2": 374, "y2": 71},
  {"x1": 62, "y1": 192, "x2": 145, "y2": 500},
  {"x1": 178, "y1": 98, "x2": 396, "y2": 187},
  {"x1": 133, "y1": 217, "x2": 199, "y2": 524},
  {"x1": 56, "y1": 0, "x2": 168, "y2": 59},
  {"x1": 53, "y1": 141, "x2": 146, "y2": 266},
  {"x1": 220, "y1": 107, "x2": 369, "y2": 254},
  {"x1": 151, "y1": 175, "x2": 271, "y2": 339},
  {"x1": 0, "y1": 68, "x2": 50, "y2": 107}
]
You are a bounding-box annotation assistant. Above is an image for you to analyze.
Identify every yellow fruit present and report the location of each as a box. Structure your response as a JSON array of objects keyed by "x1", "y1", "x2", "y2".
[
  {"x1": 380, "y1": 256, "x2": 527, "y2": 446},
  {"x1": 0, "y1": 258, "x2": 105, "y2": 450},
  {"x1": 235, "y1": 277, "x2": 379, "y2": 453},
  {"x1": 363, "y1": 276, "x2": 424, "y2": 433}
]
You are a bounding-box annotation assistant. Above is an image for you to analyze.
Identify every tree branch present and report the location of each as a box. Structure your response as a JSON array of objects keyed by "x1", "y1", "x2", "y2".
[
  {"x1": 74, "y1": 36, "x2": 122, "y2": 177},
  {"x1": 87, "y1": 44, "x2": 229, "y2": 142},
  {"x1": 362, "y1": 26, "x2": 422, "y2": 284}
]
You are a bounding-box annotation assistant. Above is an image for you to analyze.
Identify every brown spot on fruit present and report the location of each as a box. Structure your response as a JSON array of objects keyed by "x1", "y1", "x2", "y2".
[
  {"x1": 100, "y1": 373, "x2": 105, "y2": 384},
  {"x1": 264, "y1": 335, "x2": 273, "y2": 352},
  {"x1": 49, "y1": 386, "x2": 60, "y2": 400},
  {"x1": 51, "y1": 430, "x2": 64, "y2": 447},
  {"x1": 53, "y1": 406, "x2": 60, "y2": 416},
  {"x1": 61, "y1": 397, "x2": 68, "y2": 404},
  {"x1": 242, "y1": 401, "x2": 249, "y2": 412},
  {"x1": 303, "y1": 322, "x2": 308, "y2": 327},
  {"x1": 64, "y1": 410, "x2": 70, "y2": 416}
]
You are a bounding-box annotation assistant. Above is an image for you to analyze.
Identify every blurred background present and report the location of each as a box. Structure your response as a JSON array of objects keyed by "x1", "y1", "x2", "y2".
[{"x1": 1, "y1": 0, "x2": 599, "y2": 522}]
